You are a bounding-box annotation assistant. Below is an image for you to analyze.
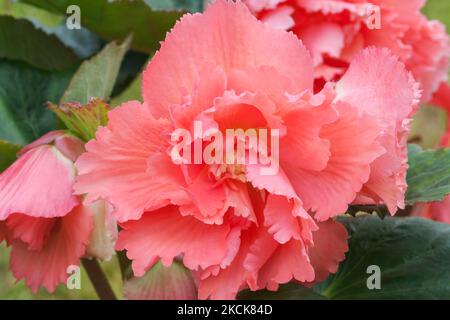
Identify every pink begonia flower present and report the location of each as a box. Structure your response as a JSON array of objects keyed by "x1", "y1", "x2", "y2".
[
  {"x1": 0, "y1": 131, "x2": 117, "y2": 292},
  {"x1": 75, "y1": 0, "x2": 419, "y2": 299},
  {"x1": 244, "y1": 0, "x2": 450, "y2": 102}
]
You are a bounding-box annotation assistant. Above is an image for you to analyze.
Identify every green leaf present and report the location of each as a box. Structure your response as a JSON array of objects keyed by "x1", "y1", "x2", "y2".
[
  {"x1": 238, "y1": 283, "x2": 325, "y2": 300},
  {"x1": 317, "y1": 216, "x2": 450, "y2": 299},
  {"x1": 22, "y1": 0, "x2": 184, "y2": 54},
  {"x1": 0, "y1": 0, "x2": 63, "y2": 28},
  {"x1": 0, "y1": 140, "x2": 21, "y2": 172},
  {"x1": 61, "y1": 37, "x2": 131, "y2": 104},
  {"x1": 49, "y1": 98, "x2": 110, "y2": 142},
  {"x1": 0, "y1": 60, "x2": 73, "y2": 145},
  {"x1": 111, "y1": 74, "x2": 142, "y2": 107},
  {"x1": 1, "y1": 0, "x2": 102, "y2": 59},
  {"x1": 144, "y1": 0, "x2": 203, "y2": 12},
  {"x1": 406, "y1": 147, "x2": 450, "y2": 204},
  {"x1": 423, "y1": 0, "x2": 450, "y2": 32},
  {"x1": 0, "y1": 15, "x2": 79, "y2": 71}
]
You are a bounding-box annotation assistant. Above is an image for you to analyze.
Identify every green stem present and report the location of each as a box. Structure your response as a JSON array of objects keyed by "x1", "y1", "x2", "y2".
[
  {"x1": 82, "y1": 258, "x2": 117, "y2": 300},
  {"x1": 117, "y1": 250, "x2": 132, "y2": 281}
]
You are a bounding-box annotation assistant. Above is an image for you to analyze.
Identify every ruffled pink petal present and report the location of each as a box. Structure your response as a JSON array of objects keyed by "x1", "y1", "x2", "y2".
[
  {"x1": 143, "y1": 0, "x2": 313, "y2": 119},
  {"x1": 405, "y1": 20, "x2": 450, "y2": 102},
  {"x1": 9, "y1": 205, "x2": 93, "y2": 293},
  {"x1": 244, "y1": 0, "x2": 286, "y2": 12},
  {"x1": 279, "y1": 85, "x2": 337, "y2": 171},
  {"x1": 336, "y1": 47, "x2": 421, "y2": 213},
  {"x1": 285, "y1": 102, "x2": 384, "y2": 221},
  {"x1": 298, "y1": 22, "x2": 345, "y2": 66},
  {"x1": 263, "y1": 194, "x2": 309, "y2": 244},
  {"x1": 307, "y1": 220, "x2": 348, "y2": 282},
  {"x1": 176, "y1": 166, "x2": 227, "y2": 224},
  {"x1": 146, "y1": 154, "x2": 227, "y2": 225},
  {"x1": 260, "y1": 5, "x2": 295, "y2": 30},
  {"x1": 221, "y1": 181, "x2": 256, "y2": 222},
  {"x1": 336, "y1": 47, "x2": 419, "y2": 127},
  {"x1": 357, "y1": 132, "x2": 409, "y2": 213},
  {"x1": 256, "y1": 239, "x2": 315, "y2": 291},
  {"x1": 116, "y1": 206, "x2": 231, "y2": 277},
  {"x1": 213, "y1": 90, "x2": 281, "y2": 131},
  {"x1": 246, "y1": 164, "x2": 297, "y2": 200},
  {"x1": 198, "y1": 226, "x2": 257, "y2": 300},
  {"x1": 75, "y1": 101, "x2": 175, "y2": 222},
  {"x1": 227, "y1": 66, "x2": 303, "y2": 113},
  {"x1": 170, "y1": 64, "x2": 227, "y2": 130},
  {"x1": 0, "y1": 145, "x2": 79, "y2": 220},
  {"x1": 297, "y1": 0, "x2": 371, "y2": 15},
  {"x1": 6, "y1": 214, "x2": 56, "y2": 251}
]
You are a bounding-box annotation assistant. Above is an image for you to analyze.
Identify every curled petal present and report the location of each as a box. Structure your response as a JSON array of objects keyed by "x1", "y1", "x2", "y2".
[
  {"x1": 9, "y1": 205, "x2": 92, "y2": 293},
  {"x1": 116, "y1": 206, "x2": 231, "y2": 277},
  {"x1": 0, "y1": 145, "x2": 79, "y2": 220}
]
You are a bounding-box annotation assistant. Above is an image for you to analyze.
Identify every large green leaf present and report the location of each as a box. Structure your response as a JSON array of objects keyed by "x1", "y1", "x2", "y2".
[
  {"x1": 22, "y1": 0, "x2": 183, "y2": 54},
  {"x1": 317, "y1": 216, "x2": 450, "y2": 299},
  {"x1": 144, "y1": 0, "x2": 203, "y2": 12},
  {"x1": 61, "y1": 37, "x2": 131, "y2": 104},
  {"x1": 238, "y1": 283, "x2": 325, "y2": 300},
  {"x1": 0, "y1": 15, "x2": 79, "y2": 71},
  {"x1": 423, "y1": 0, "x2": 450, "y2": 31},
  {"x1": 406, "y1": 146, "x2": 450, "y2": 204},
  {"x1": 0, "y1": 140, "x2": 21, "y2": 172},
  {"x1": 0, "y1": 60, "x2": 73, "y2": 145}
]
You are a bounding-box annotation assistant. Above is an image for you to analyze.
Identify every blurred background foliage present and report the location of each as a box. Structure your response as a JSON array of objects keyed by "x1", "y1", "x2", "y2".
[{"x1": 0, "y1": 0, "x2": 449, "y2": 299}]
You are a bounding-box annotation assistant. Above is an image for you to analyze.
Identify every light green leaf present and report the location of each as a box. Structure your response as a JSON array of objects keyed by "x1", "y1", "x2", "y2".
[
  {"x1": 409, "y1": 105, "x2": 448, "y2": 149},
  {"x1": 238, "y1": 283, "x2": 325, "y2": 300},
  {"x1": 423, "y1": 0, "x2": 450, "y2": 32},
  {"x1": 144, "y1": 0, "x2": 203, "y2": 12},
  {"x1": 111, "y1": 74, "x2": 142, "y2": 107},
  {"x1": 0, "y1": 0, "x2": 62, "y2": 27},
  {"x1": 61, "y1": 37, "x2": 131, "y2": 104},
  {"x1": 49, "y1": 98, "x2": 110, "y2": 142},
  {"x1": 0, "y1": 140, "x2": 21, "y2": 172},
  {"x1": 0, "y1": 60, "x2": 73, "y2": 144},
  {"x1": 406, "y1": 147, "x2": 450, "y2": 204},
  {"x1": 317, "y1": 216, "x2": 450, "y2": 299},
  {"x1": 22, "y1": 0, "x2": 184, "y2": 54},
  {"x1": 0, "y1": 15, "x2": 79, "y2": 71}
]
